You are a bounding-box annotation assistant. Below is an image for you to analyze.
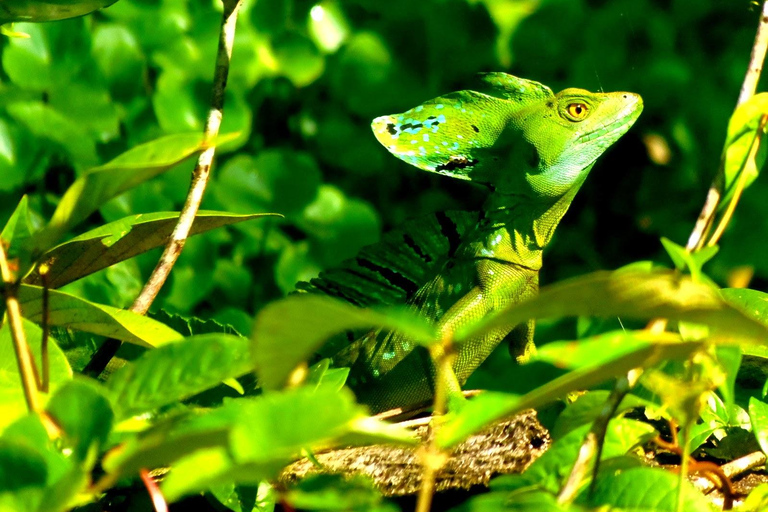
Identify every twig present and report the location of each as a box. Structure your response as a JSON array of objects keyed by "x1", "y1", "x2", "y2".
[
  {"x1": 0, "y1": 241, "x2": 41, "y2": 412},
  {"x1": 415, "y1": 339, "x2": 455, "y2": 512},
  {"x1": 557, "y1": 368, "x2": 643, "y2": 504},
  {"x1": 39, "y1": 263, "x2": 50, "y2": 393},
  {"x1": 693, "y1": 450, "x2": 767, "y2": 494},
  {"x1": 83, "y1": 0, "x2": 243, "y2": 376},
  {"x1": 686, "y1": 0, "x2": 768, "y2": 250}
]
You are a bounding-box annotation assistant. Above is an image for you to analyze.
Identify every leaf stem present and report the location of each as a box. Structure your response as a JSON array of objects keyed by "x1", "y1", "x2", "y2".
[
  {"x1": 0, "y1": 240, "x2": 41, "y2": 412},
  {"x1": 686, "y1": 0, "x2": 768, "y2": 251},
  {"x1": 84, "y1": 0, "x2": 243, "y2": 377}
]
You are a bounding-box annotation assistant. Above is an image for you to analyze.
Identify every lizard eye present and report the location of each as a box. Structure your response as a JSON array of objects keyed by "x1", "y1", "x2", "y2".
[{"x1": 565, "y1": 102, "x2": 589, "y2": 121}]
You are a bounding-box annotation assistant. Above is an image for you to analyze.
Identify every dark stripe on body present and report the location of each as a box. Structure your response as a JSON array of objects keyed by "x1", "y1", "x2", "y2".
[
  {"x1": 435, "y1": 211, "x2": 462, "y2": 257},
  {"x1": 402, "y1": 233, "x2": 432, "y2": 263},
  {"x1": 355, "y1": 257, "x2": 419, "y2": 297}
]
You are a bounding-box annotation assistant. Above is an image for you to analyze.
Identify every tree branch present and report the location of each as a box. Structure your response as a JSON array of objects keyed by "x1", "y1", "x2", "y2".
[{"x1": 84, "y1": 0, "x2": 243, "y2": 377}]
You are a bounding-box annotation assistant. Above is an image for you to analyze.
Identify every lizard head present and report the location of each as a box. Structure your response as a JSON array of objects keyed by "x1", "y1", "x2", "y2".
[{"x1": 372, "y1": 73, "x2": 643, "y2": 200}]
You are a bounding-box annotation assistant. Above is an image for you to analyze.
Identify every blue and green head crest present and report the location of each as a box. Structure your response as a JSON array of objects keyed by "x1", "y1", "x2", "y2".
[
  {"x1": 371, "y1": 73, "x2": 552, "y2": 182},
  {"x1": 372, "y1": 72, "x2": 643, "y2": 197}
]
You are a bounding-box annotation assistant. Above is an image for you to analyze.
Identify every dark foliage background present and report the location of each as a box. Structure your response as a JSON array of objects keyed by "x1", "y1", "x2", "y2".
[{"x1": 0, "y1": 0, "x2": 762, "y2": 346}]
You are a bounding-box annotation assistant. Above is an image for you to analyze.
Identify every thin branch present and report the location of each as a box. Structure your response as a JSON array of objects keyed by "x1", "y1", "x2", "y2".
[
  {"x1": 132, "y1": 0, "x2": 242, "y2": 315},
  {"x1": 693, "y1": 450, "x2": 767, "y2": 494},
  {"x1": 415, "y1": 339, "x2": 455, "y2": 512},
  {"x1": 0, "y1": 241, "x2": 41, "y2": 412},
  {"x1": 83, "y1": 0, "x2": 243, "y2": 377},
  {"x1": 40, "y1": 263, "x2": 50, "y2": 393},
  {"x1": 686, "y1": 0, "x2": 768, "y2": 250},
  {"x1": 557, "y1": 368, "x2": 643, "y2": 504}
]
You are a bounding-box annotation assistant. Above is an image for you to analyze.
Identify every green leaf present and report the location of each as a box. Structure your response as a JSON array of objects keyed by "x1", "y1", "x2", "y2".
[
  {"x1": 107, "y1": 334, "x2": 252, "y2": 418},
  {"x1": 526, "y1": 418, "x2": 656, "y2": 494},
  {"x1": 25, "y1": 211, "x2": 279, "y2": 288},
  {"x1": 272, "y1": 31, "x2": 325, "y2": 87},
  {"x1": 252, "y1": 294, "x2": 436, "y2": 390},
  {"x1": 45, "y1": 379, "x2": 113, "y2": 462},
  {"x1": 28, "y1": 133, "x2": 219, "y2": 253},
  {"x1": 159, "y1": 386, "x2": 368, "y2": 501},
  {"x1": 586, "y1": 466, "x2": 714, "y2": 511},
  {"x1": 659, "y1": 237, "x2": 718, "y2": 281},
  {"x1": 749, "y1": 397, "x2": 768, "y2": 456},
  {"x1": 0, "y1": 440, "x2": 48, "y2": 510},
  {"x1": 551, "y1": 390, "x2": 652, "y2": 439},
  {"x1": 1, "y1": 196, "x2": 35, "y2": 257},
  {"x1": 18, "y1": 284, "x2": 183, "y2": 347},
  {"x1": 0, "y1": 0, "x2": 118, "y2": 23},
  {"x1": 285, "y1": 474, "x2": 394, "y2": 511},
  {"x1": 0, "y1": 320, "x2": 72, "y2": 433},
  {"x1": 0, "y1": 414, "x2": 84, "y2": 512},
  {"x1": 438, "y1": 331, "x2": 701, "y2": 448},
  {"x1": 722, "y1": 93, "x2": 768, "y2": 206},
  {"x1": 455, "y1": 269, "x2": 768, "y2": 347},
  {"x1": 208, "y1": 482, "x2": 276, "y2": 512},
  {"x1": 720, "y1": 288, "x2": 768, "y2": 358},
  {"x1": 454, "y1": 487, "x2": 581, "y2": 512}
]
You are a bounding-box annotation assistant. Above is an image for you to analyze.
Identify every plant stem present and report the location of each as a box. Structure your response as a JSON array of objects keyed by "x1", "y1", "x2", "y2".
[
  {"x1": 686, "y1": 0, "x2": 768, "y2": 251},
  {"x1": 415, "y1": 340, "x2": 454, "y2": 512},
  {"x1": 132, "y1": 0, "x2": 242, "y2": 315},
  {"x1": 0, "y1": 241, "x2": 41, "y2": 412},
  {"x1": 676, "y1": 422, "x2": 693, "y2": 512},
  {"x1": 83, "y1": 0, "x2": 243, "y2": 377},
  {"x1": 40, "y1": 264, "x2": 50, "y2": 393},
  {"x1": 557, "y1": 368, "x2": 643, "y2": 504}
]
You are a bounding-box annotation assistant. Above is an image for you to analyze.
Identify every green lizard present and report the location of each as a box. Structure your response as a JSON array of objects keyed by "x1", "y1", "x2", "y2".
[{"x1": 302, "y1": 73, "x2": 643, "y2": 413}]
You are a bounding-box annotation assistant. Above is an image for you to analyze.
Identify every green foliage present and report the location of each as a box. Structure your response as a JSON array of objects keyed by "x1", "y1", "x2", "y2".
[{"x1": 3, "y1": 0, "x2": 768, "y2": 511}]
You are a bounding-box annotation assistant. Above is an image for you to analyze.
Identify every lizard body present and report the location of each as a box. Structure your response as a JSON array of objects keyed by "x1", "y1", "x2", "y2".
[{"x1": 302, "y1": 73, "x2": 643, "y2": 412}]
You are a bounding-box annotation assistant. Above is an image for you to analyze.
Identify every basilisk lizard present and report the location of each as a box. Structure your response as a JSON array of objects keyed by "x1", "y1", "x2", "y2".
[{"x1": 301, "y1": 73, "x2": 643, "y2": 413}]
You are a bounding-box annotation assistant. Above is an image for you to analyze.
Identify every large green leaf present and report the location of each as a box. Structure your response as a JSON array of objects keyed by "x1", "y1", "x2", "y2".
[
  {"x1": 27, "y1": 133, "x2": 232, "y2": 254},
  {"x1": 18, "y1": 285, "x2": 182, "y2": 347},
  {"x1": 107, "y1": 334, "x2": 253, "y2": 418},
  {"x1": 456, "y1": 269, "x2": 768, "y2": 346},
  {"x1": 438, "y1": 331, "x2": 701, "y2": 448},
  {"x1": 25, "y1": 211, "x2": 278, "y2": 288},
  {"x1": 0, "y1": 320, "x2": 72, "y2": 433},
  {"x1": 252, "y1": 294, "x2": 436, "y2": 390},
  {"x1": 104, "y1": 386, "x2": 407, "y2": 500},
  {"x1": 585, "y1": 466, "x2": 715, "y2": 511},
  {"x1": 0, "y1": 0, "x2": 117, "y2": 23}
]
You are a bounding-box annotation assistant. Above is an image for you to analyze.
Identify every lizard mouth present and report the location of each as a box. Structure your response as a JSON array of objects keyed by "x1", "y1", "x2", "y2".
[{"x1": 575, "y1": 93, "x2": 643, "y2": 145}]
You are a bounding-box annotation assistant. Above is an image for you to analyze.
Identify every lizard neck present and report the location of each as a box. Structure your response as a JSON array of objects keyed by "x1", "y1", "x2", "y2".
[{"x1": 478, "y1": 171, "x2": 590, "y2": 268}]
